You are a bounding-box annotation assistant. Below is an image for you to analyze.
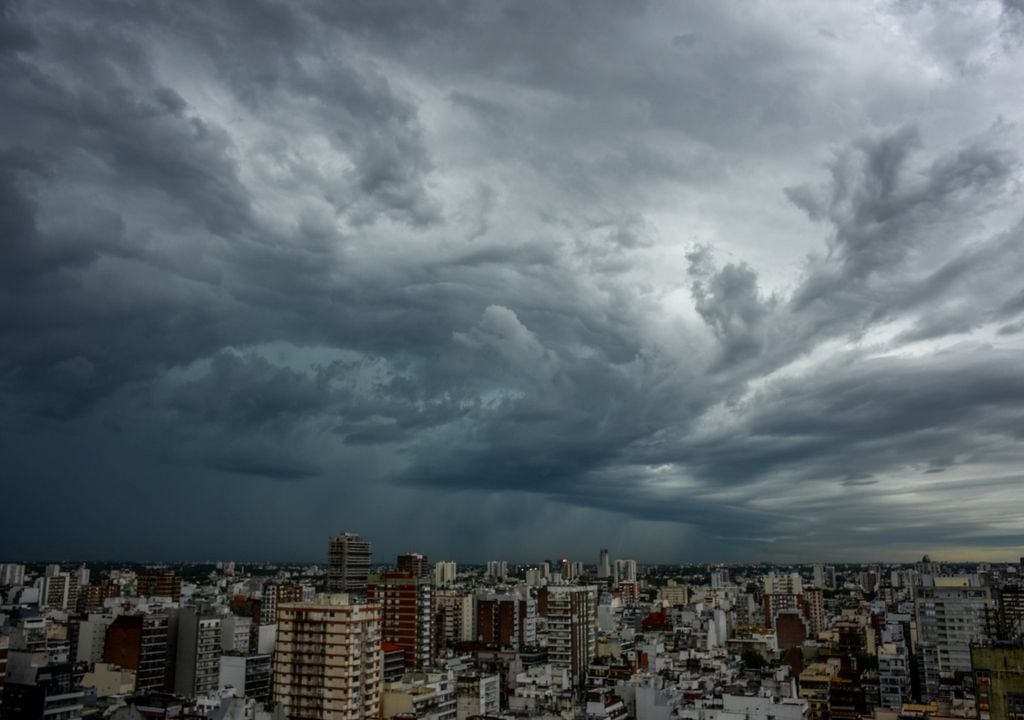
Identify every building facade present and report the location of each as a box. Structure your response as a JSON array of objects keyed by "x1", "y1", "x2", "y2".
[{"x1": 272, "y1": 594, "x2": 382, "y2": 720}]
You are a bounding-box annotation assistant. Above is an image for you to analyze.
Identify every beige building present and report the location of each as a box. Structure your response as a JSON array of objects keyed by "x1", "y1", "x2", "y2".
[
  {"x1": 381, "y1": 671, "x2": 457, "y2": 720},
  {"x1": 81, "y1": 662, "x2": 136, "y2": 697},
  {"x1": 799, "y1": 660, "x2": 840, "y2": 720},
  {"x1": 273, "y1": 594, "x2": 382, "y2": 720},
  {"x1": 545, "y1": 585, "x2": 598, "y2": 688}
]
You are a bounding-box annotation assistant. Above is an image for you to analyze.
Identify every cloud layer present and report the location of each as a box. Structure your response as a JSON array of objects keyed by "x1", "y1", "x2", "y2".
[{"x1": 2, "y1": 0, "x2": 1024, "y2": 563}]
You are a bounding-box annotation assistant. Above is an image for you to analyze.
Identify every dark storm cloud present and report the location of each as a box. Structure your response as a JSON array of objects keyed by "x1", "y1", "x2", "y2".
[{"x1": 2, "y1": 0, "x2": 1024, "y2": 562}]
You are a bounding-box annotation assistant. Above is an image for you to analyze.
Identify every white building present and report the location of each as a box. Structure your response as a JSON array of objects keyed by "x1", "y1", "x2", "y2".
[
  {"x1": 435, "y1": 561, "x2": 458, "y2": 586},
  {"x1": 174, "y1": 608, "x2": 223, "y2": 697},
  {"x1": 455, "y1": 672, "x2": 499, "y2": 720},
  {"x1": 614, "y1": 560, "x2": 637, "y2": 585}
]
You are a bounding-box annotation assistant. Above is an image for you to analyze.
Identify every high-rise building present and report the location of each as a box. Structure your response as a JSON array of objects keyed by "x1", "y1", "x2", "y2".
[
  {"x1": 802, "y1": 586, "x2": 825, "y2": 637},
  {"x1": 486, "y1": 561, "x2": 507, "y2": 582},
  {"x1": 397, "y1": 553, "x2": 430, "y2": 578},
  {"x1": 877, "y1": 642, "x2": 912, "y2": 709},
  {"x1": 915, "y1": 580, "x2": 993, "y2": 700},
  {"x1": 174, "y1": 608, "x2": 222, "y2": 697},
  {"x1": 598, "y1": 550, "x2": 611, "y2": 580},
  {"x1": 43, "y1": 571, "x2": 77, "y2": 611},
  {"x1": 765, "y1": 572, "x2": 803, "y2": 596},
  {"x1": 328, "y1": 532, "x2": 372, "y2": 595},
  {"x1": 0, "y1": 564, "x2": 26, "y2": 587},
  {"x1": 273, "y1": 594, "x2": 382, "y2": 720},
  {"x1": 368, "y1": 572, "x2": 433, "y2": 670},
  {"x1": 434, "y1": 589, "x2": 475, "y2": 656},
  {"x1": 614, "y1": 560, "x2": 637, "y2": 585},
  {"x1": 545, "y1": 585, "x2": 597, "y2": 688},
  {"x1": 434, "y1": 561, "x2": 458, "y2": 586},
  {"x1": 710, "y1": 567, "x2": 730, "y2": 589},
  {"x1": 812, "y1": 564, "x2": 826, "y2": 589},
  {"x1": 994, "y1": 584, "x2": 1024, "y2": 642},
  {"x1": 102, "y1": 613, "x2": 170, "y2": 693}
]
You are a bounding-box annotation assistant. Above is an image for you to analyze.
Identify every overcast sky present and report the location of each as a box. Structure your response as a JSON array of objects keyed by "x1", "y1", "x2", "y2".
[{"x1": 3, "y1": 0, "x2": 1024, "y2": 565}]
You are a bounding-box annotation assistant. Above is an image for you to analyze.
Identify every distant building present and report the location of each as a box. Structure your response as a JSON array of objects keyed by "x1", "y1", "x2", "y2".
[
  {"x1": 136, "y1": 569, "x2": 182, "y2": 602},
  {"x1": 435, "y1": 561, "x2": 458, "y2": 586},
  {"x1": 43, "y1": 571, "x2": 77, "y2": 611},
  {"x1": 486, "y1": 561, "x2": 508, "y2": 582},
  {"x1": 0, "y1": 564, "x2": 26, "y2": 587},
  {"x1": 765, "y1": 572, "x2": 802, "y2": 596},
  {"x1": 598, "y1": 550, "x2": 611, "y2": 580},
  {"x1": 327, "y1": 532, "x2": 372, "y2": 594},
  {"x1": 614, "y1": 560, "x2": 637, "y2": 585},
  {"x1": 660, "y1": 581, "x2": 689, "y2": 607}
]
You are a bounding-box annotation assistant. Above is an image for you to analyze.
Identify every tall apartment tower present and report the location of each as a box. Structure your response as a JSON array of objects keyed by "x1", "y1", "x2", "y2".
[
  {"x1": 102, "y1": 613, "x2": 170, "y2": 693},
  {"x1": 765, "y1": 572, "x2": 803, "y2": 595},
  {"x1": 434, "y1": 561, "x2": 458, "y2": 586},
  {"x1": 486, "y1": 561, "x2": 507, "y2": 582},
  {"x1": 42, "y1": 572, "x2": 78, "y2": 611},
  {"x1": 367, "y1": 572, "x2": 433, "y2": 670},
  {"x1": 273, "y1": 594, "x2": 382, "y2": 720},
  {"x1": 328, "y1": 532, "x2": 372, "y2": 594},
  {"x1": 545, "y1": 585, "x2": 597, "y2": 688},
  {"x1": 598, "y1": 550, "x2": 611, "y2": 580},
  {"x1": 174, "y1": 607, "x2": 222, "y2": 697},
  {"x1": 915, "y1": 580, "x2": 993, "y2": 700},
  {"x1": 614, "y1": 560, "x2": 637, "y2": 585}
]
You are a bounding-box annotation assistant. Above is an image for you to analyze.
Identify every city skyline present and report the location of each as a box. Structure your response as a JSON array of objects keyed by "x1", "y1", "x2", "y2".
[{"x1": 3, "y1": 1, "x2": 1024, "y2": 563}]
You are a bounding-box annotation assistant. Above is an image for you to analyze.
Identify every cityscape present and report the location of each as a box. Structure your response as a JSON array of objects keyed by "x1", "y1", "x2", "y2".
[
  {"x1": 1, "y1": 539, "x2": 1024, "y2": 720},
  {"x1": 4, "y1": 1, "x2": 1024, "y2": 720}
]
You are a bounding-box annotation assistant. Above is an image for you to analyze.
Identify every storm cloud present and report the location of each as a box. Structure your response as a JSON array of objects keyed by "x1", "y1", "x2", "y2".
[{"x1": 2, "y1": 0, "x2": 1023, "y2": 563}]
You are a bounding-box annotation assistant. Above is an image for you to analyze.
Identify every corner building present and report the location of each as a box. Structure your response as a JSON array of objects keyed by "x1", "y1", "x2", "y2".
[{"x1": 272, "y1": 594, "x2": 382, "y2": 720}]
